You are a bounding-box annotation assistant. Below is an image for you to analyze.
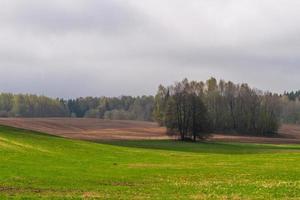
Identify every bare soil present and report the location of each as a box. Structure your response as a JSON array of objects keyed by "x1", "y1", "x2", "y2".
[
  {"x1": 0, "y1": 118, "x2": 168, "y2": 141},
  {"x1": 0, "y1": 118, "x2": 299, "y2": 144}
]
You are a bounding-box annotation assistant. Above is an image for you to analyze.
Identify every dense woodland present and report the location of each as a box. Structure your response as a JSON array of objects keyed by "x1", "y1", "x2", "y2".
[
  {"x1": 0, "y1": 94, "x2": 154, "y2": 121},
  {"x1": 67, "y1": 96, "x2": 154, "y2": 121},
  {"x1": 153, "y1": 78, "x2": 284, "y2": 140},
  {"x1": 0, "y1": 79, "x2": 299, "y2": 138}
]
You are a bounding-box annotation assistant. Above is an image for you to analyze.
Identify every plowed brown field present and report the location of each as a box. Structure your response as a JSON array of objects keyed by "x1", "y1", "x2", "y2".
[
  {"x1": 0, "y1": 118, "x2": 299, "y2": 144},
  {"x1": 0, "y1": 118, "x2": 168, "y2": 141}
]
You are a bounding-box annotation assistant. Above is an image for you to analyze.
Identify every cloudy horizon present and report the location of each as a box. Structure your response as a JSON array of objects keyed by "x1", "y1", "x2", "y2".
[{"x1": 0, "y1": 0, "x2": 300, "y2": 98}]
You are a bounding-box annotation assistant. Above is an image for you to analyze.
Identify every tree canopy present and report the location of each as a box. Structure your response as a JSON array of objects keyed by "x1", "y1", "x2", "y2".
[
  {"x1": 0, "y1": 93, "x2": 154, "y2": 121},
  {"x1": 154, "y1": 78, "x2": 283, "y2": 140}
]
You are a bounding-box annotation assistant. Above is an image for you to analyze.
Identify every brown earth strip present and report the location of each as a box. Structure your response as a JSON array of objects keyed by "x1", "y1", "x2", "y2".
[
  {"x1": 0, "y1": 118, "x2": 168, "y2": 141},
  {"x1": 0, "y1": 118, "x2": 299, "y2": 144}
]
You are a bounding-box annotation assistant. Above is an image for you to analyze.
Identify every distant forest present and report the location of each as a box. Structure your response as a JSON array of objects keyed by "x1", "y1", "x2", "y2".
[
  {"x1": 0, "y1": 94, "x2": 154, "y2": 121},
  {"x1": 0, "y1": 78, "x2": 299, "y2": 127}
]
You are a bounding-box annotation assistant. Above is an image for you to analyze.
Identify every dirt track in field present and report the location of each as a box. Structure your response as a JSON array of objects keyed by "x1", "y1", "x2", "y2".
[{"x1": 0, "y1": 118, "x2": 299, "y2": 144}]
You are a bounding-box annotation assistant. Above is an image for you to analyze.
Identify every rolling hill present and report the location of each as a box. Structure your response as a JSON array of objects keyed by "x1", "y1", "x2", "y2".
[{"x1": 0, "y1": 125, "x2": 300, "y2": 199}]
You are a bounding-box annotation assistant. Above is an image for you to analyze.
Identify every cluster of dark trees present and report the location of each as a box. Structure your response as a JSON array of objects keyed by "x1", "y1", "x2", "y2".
[
  {"x1": 0, "y1": 94, "x2": 154, "y2": 121},
  {"x1": 154, "y1": 80, "x2": 210, "y2": 141},
  {"x1": 153, "y1": 78, "x2": 282, "y2": 140},
  {"x1": 281, "y1": 91, "x2": 300, "y2": 124},
  {"x1": 284, "y1": 91, "x2": 300, "y2": 101}
]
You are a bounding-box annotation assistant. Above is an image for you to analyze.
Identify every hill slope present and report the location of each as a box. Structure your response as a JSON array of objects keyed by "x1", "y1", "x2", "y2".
[{"x1": 0, "y1": 125, "x2": 300, "y2": 199}]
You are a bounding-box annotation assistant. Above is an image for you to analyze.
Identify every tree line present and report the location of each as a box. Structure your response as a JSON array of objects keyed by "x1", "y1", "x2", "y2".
[
  {"x1": 153, "y1": 78, "x2": 283, "y2": 140},
  {"x1": 0, "y1": 93, "x2": 154, "y2": 121},
  {"x1": 0, "y1": 79, "x2": 299, "y2": 128},
  {"x1": 0, "y1": 93, "x2": 68, "y2": 117},
  {"x1": 67, "y1": 96, "x2": 154, "y2": 121}
]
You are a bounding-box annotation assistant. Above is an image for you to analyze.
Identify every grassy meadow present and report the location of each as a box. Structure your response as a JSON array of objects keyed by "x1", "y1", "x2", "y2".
[{"x1": 0, "y1": 125, "x2": 300, "y2": 199}]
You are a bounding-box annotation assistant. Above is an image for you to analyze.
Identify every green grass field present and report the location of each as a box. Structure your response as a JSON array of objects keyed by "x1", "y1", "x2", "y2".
[{"x1": 0, "y1": 126, "x2": 300, "y2": 199}]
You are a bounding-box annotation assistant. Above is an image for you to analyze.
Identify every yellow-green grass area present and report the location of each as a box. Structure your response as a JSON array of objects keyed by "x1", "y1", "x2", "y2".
[{"x1": 0, "y1": 125, "x2": 300, "y2": 199}]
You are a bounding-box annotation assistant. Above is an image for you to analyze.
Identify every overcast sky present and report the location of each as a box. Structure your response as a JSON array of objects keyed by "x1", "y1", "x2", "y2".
[{"x1": 0, "y1": 0, "x2": 299, "y2": 98}]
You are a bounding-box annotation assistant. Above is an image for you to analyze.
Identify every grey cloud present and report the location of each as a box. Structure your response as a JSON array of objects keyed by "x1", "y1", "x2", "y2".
[
  {"x1": 0, "y1": 0, "x2": 300, "y2": 98},
  {"x1": 13, "y1": 0, "x2": 142, "y2": 33}
]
